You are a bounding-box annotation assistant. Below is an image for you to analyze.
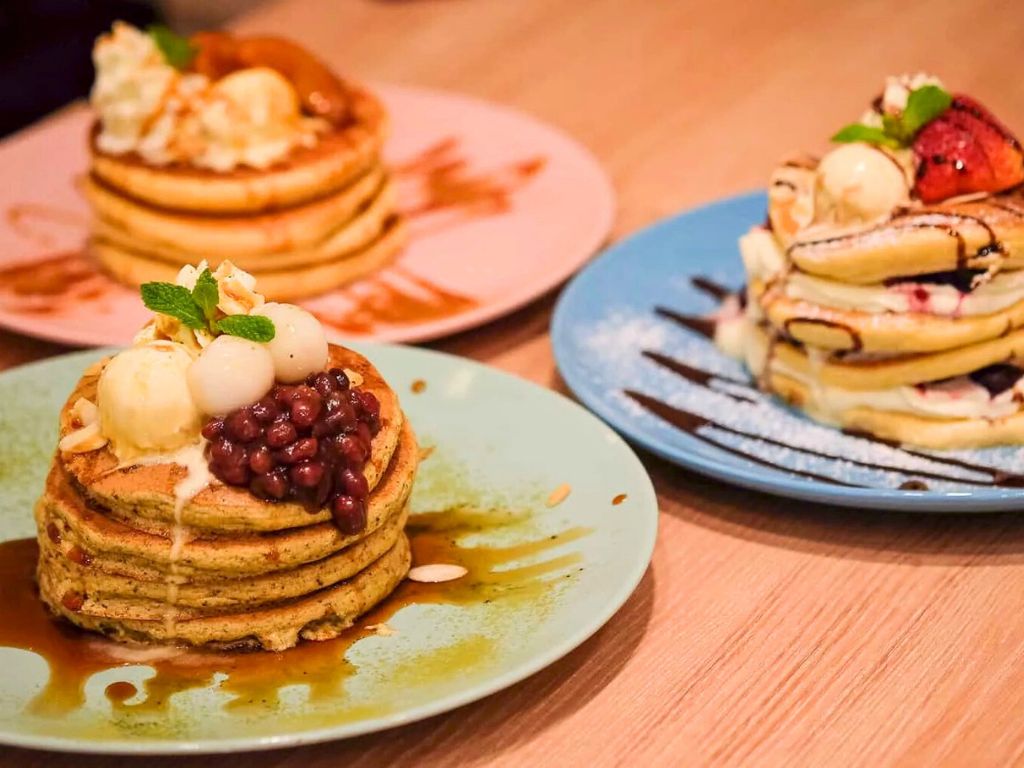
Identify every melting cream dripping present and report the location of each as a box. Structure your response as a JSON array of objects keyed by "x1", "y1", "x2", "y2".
[{"x1": 131, "y1": 439, "x2": 213, "y2": 637}]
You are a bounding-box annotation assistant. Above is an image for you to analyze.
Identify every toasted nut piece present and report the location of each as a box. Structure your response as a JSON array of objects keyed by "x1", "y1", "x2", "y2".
[
  {"x1": 546, "y1": 483, "x2": 572, "y2": 508},
  {"x1": 407, "y1": 564, "x2": 468, "y2": 583},
  {"x1": 58, "y1": 421, "x2": 108, "y2": 454}
]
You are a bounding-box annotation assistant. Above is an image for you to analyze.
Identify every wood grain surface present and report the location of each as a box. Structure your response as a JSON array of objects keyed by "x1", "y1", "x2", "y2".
[{"x1": 4, "y1": 0, "x2": 1024, "y2": 765}]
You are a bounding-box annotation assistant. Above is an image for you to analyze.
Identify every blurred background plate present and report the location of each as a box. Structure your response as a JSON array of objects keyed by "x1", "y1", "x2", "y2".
[
  {"x1": 0, "y1": 343, "x2": 656, "y2": 753},
  {"x1": 551, "y1": 191, "x2": 1024, "y2": 512},
  {"x1": 0, "y1": 84, "x2": 614, "y2": 347}
]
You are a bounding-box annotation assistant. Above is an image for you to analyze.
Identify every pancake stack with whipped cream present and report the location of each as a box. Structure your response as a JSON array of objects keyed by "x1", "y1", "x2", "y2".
[
  {"x1": 35, "y1": 262, "x2": 418, "y2": 650},
  {"x1": 85, "y1": 23, "x2": 404, "y2": 301},
  {"x1": 719, "y1": 74, "x2": 1024, "y2": 449}
]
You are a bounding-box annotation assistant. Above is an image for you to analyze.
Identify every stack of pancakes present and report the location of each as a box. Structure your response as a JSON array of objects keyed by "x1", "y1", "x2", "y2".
[
  {"x1": 35, "y1": 345, "x2": 417, "y2": 651},
  {"x1": 85, "y1": 87, "x2": 406, "y2": 302},
  {"x1": 737, "y1": 159, "x2": 1024, "y2": 449}
]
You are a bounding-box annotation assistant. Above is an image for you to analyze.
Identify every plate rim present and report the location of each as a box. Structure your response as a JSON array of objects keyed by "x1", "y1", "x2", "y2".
[
  {"x1": 0, "y1": 83, "x2": 616, "y2": 349},
  {"x1": 551, "y1": 190, "x2": 1024, "y2": 513},
  {"x1": 0, "y1": 342, "x2": 657, "y2": 754}
]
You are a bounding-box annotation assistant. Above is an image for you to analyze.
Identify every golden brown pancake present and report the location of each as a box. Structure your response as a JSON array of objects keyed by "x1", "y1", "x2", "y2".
[
  {"x1": 751, "y1": 277, "x2": 1024, "y2": 354},
  {"x1": 766, "y1": 369, "x2": 1024, "y2": 450},
  {"x1": 39, "y1": 534, "x2": 411, "y2": 651},
  {"x1": 42, "y1": 426, "x2": 416, "y2": 576},
  {"x1": 733, "y1": 321, "x2": 1024, "y2": 449},
  {"x1": 91, "y1": 216, "x2": 406, "y2": 302},
  {"x1": 88, "y1": 85, "x2": 388, "y2": 214},
  {"x1": 38, "y1": 503, "x2": 408, "y2": 612},
  {"x1": 61, "y1": 345, "x2": 404, "y2": 533},
  {"x1": 776, "y1": 192, "x2": 1024, "y2": 285},
  {"x1": 90, "y1": 177, "x2": 396, "y2": 273},
  {"x1": 35, "y1": 342, "x2": 418, "y2": 650},
  {"x1": 82, "y1": 166, "x2": 388, "y2": 257}
]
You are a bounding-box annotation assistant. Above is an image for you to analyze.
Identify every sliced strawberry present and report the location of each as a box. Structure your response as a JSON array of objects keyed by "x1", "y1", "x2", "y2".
[{"x1": 912, "y1": 95, "x2": 1024, "y2": 203}]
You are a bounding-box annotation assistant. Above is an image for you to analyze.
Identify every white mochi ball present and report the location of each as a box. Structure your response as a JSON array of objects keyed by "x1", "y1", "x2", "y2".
[
  {"x1": 254, "y1": 302, "x2": 328, "y2": 383},
  {"x1": 187, "y1": 335, "x2": 275, "y2": 416}
]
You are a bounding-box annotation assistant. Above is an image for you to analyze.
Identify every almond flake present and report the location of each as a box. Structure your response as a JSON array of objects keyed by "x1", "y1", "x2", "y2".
[
  {"x1": 407, "y1": 564, "x2": 468, "y2": 583},
  {"x1": 70, "y1": 397, "x2": 99, "y2": 427},
  {"x1": 58, "y1": 421, "x2": 108, "y2": 454},
  {"x1": 546, "y1": 483, "x2": 572, "y2": 507}
]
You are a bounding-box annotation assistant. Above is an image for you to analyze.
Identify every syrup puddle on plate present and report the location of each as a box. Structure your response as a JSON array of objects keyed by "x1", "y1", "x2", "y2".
[{"x1": 0, "y1": 507, "x2": 589, "y2": 719}]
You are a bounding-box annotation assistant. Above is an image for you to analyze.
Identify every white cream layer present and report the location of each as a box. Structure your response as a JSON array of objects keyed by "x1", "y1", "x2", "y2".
[
  {"x1": 716, "y1": 312, "x2": 1023, "y2": 421},
  {"x1": 740, "y1": 227, "x2": 1024, "y2": 318}
]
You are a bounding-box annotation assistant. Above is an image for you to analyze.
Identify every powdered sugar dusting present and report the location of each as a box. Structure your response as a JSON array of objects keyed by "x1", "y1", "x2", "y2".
[{"x1": 572, "y1": 303, "x2": 1021, "y2": 492}]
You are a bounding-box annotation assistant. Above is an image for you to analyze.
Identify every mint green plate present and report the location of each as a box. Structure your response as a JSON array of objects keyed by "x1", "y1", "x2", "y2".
[{"x1": 0, "y1": 344, "x2": 657, "y2": 754}]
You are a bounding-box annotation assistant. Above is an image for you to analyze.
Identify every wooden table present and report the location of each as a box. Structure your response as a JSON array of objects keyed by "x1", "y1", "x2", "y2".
[{"x1": 5, "y1": 0, "x2": 1024, "y2": 764}]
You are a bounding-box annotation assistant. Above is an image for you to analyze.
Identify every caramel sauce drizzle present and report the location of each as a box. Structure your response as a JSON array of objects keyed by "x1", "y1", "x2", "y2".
[
  {"x1": 395, "y1": 137, "x2": 546, "y2": 221},
  {"x1": 6, "y1": 204, "x2": 89, "y2": 249},
  {"x1": 0, "y1": 250, "x2": 116, "y2": 313},
  {"x1": 312, "y1": 267, "x2": 479, "y2": 335},
  {"x1": 0, "y1": 507, "x2": 588, "y2": 717}
]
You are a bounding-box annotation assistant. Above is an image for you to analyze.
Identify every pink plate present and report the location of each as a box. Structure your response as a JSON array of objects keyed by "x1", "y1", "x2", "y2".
[{"x1": 0, "y1": 84, "x2": 615, "y2": 347}]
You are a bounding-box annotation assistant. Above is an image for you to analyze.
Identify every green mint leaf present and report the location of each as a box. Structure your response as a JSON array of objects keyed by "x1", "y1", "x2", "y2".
[
  {"x1": 881, "y1": 113, "x2": 910, "y2": 144},
  {"x1": 191, "y1": 268, "x2": 220, "y2": 324},
  {"x1": 901, "y1": 84, "x2": 952, "y2": 137},
  {"x1": 214, "y1": 314, "x2": 276, "y2": 343},
  {"x1": 831, "y1": 123, "x2": 902, "y2": 149},
  {"x1": 140, "y1": 282, "x2": 206, "y2": 329},
  {"x1": 147, "y1": 24, "x2": 197, "y2": 70}
]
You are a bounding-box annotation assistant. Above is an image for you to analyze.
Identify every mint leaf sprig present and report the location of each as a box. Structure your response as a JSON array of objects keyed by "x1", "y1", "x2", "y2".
[
  {"x1": 147, "y1": 24, "x2": 197, "y2": 70},
  {"x1": 140, "y1": 269, "x2": 275, "y2": 343},
  {"x1": 832, "y1": 85, "x2": 952, "y2": 149}
]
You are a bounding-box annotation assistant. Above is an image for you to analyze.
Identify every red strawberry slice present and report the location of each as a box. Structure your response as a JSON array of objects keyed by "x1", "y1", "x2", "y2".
[{"x1": 913, "y1": 95, "x2": 1024, "y2": 203}]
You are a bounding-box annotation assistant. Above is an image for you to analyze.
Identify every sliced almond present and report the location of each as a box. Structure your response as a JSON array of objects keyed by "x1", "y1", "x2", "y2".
[
  {"x1": 58, "y1": 421, "x2": 108, "y2": 454},
  {"x1": 215, "y1": 260, "x2": 265, "y2": 315},
  {"x1": 407, "y1": 564, "x2": 468, "y2": 583},
  {"x1": 343, "y1": 368, "x2": 364, "y2": 387},
  {"x1": 70, "y1": 397, "x2": 99, "y2": 427},
  {"x1": 546, "y1": 483, "x2": 572, "y2": 508}
]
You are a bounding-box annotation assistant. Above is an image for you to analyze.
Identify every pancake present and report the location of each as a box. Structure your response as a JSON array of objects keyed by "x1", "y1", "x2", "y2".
[
  {"x1": 92, "y1": 216, "x2": 406, "y2": 302},
  {"x1": 776, "y1": 190, "x2": 1024, "y2": 285},
  {"x1": 38, "y1": 501, "x2": 408, "y2": 612},
  {"x1": 766, "y1": 369, "x2": 1024, "y2": 450},
  {"x1": 35, "y1": 340, "x2": 418, "y2": 650},
  {"x1": 89, "y1": 85, "x2": 388, "y2": 214},
  {"x1": 82, "y1": 165, "x2": 388, "y2": 257},
  {"x1": 727, "y1": 320, "x2": 1024, "y2": 448},
  {"x1": 42, "y1": 424, "x2": 416, "y2": 577},
  {"x1": 90, "y1": 176, "x2": 396, "y2": 273},
  {"x1": 62, "y1": 345, "x2": 404, "y2": 533},
  {"x1": 752, "y1": 277, "x2": 1024, "y2": 353},
  {"x1": 39, "y1": 533, "x2": 411, "y2": 651},
  {"x1": 770, "y1": 326, "x2": 1024, "y2": 391}
]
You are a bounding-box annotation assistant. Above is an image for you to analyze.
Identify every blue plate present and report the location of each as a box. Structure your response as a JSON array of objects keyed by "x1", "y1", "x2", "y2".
[{"x1": 552, "y1": 191, "x2": 1024, "y2": 512}]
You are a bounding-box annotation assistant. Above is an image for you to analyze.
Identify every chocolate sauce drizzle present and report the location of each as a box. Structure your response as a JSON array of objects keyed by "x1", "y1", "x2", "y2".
[
  {"x1": 628, "y1": 276, "x2": 1024, "y2": 491},
  {"x1": 654, "y1": 306, "x2": 715, "y2": 339},
  {"x1": 788, "y1": 210, "x2": 1006, "y2": 271},
  {"x1": 690, "y1": 276, "x2": 733, "y2": 302}
]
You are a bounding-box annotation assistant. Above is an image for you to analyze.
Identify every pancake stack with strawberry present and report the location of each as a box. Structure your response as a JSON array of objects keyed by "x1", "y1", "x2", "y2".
[
  {"x1": 84, "y1": 23, "x2": 404, "y2": 302},
  {"x1": 721, "y1": 75, "x2": 1024, "y2": 448}
]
